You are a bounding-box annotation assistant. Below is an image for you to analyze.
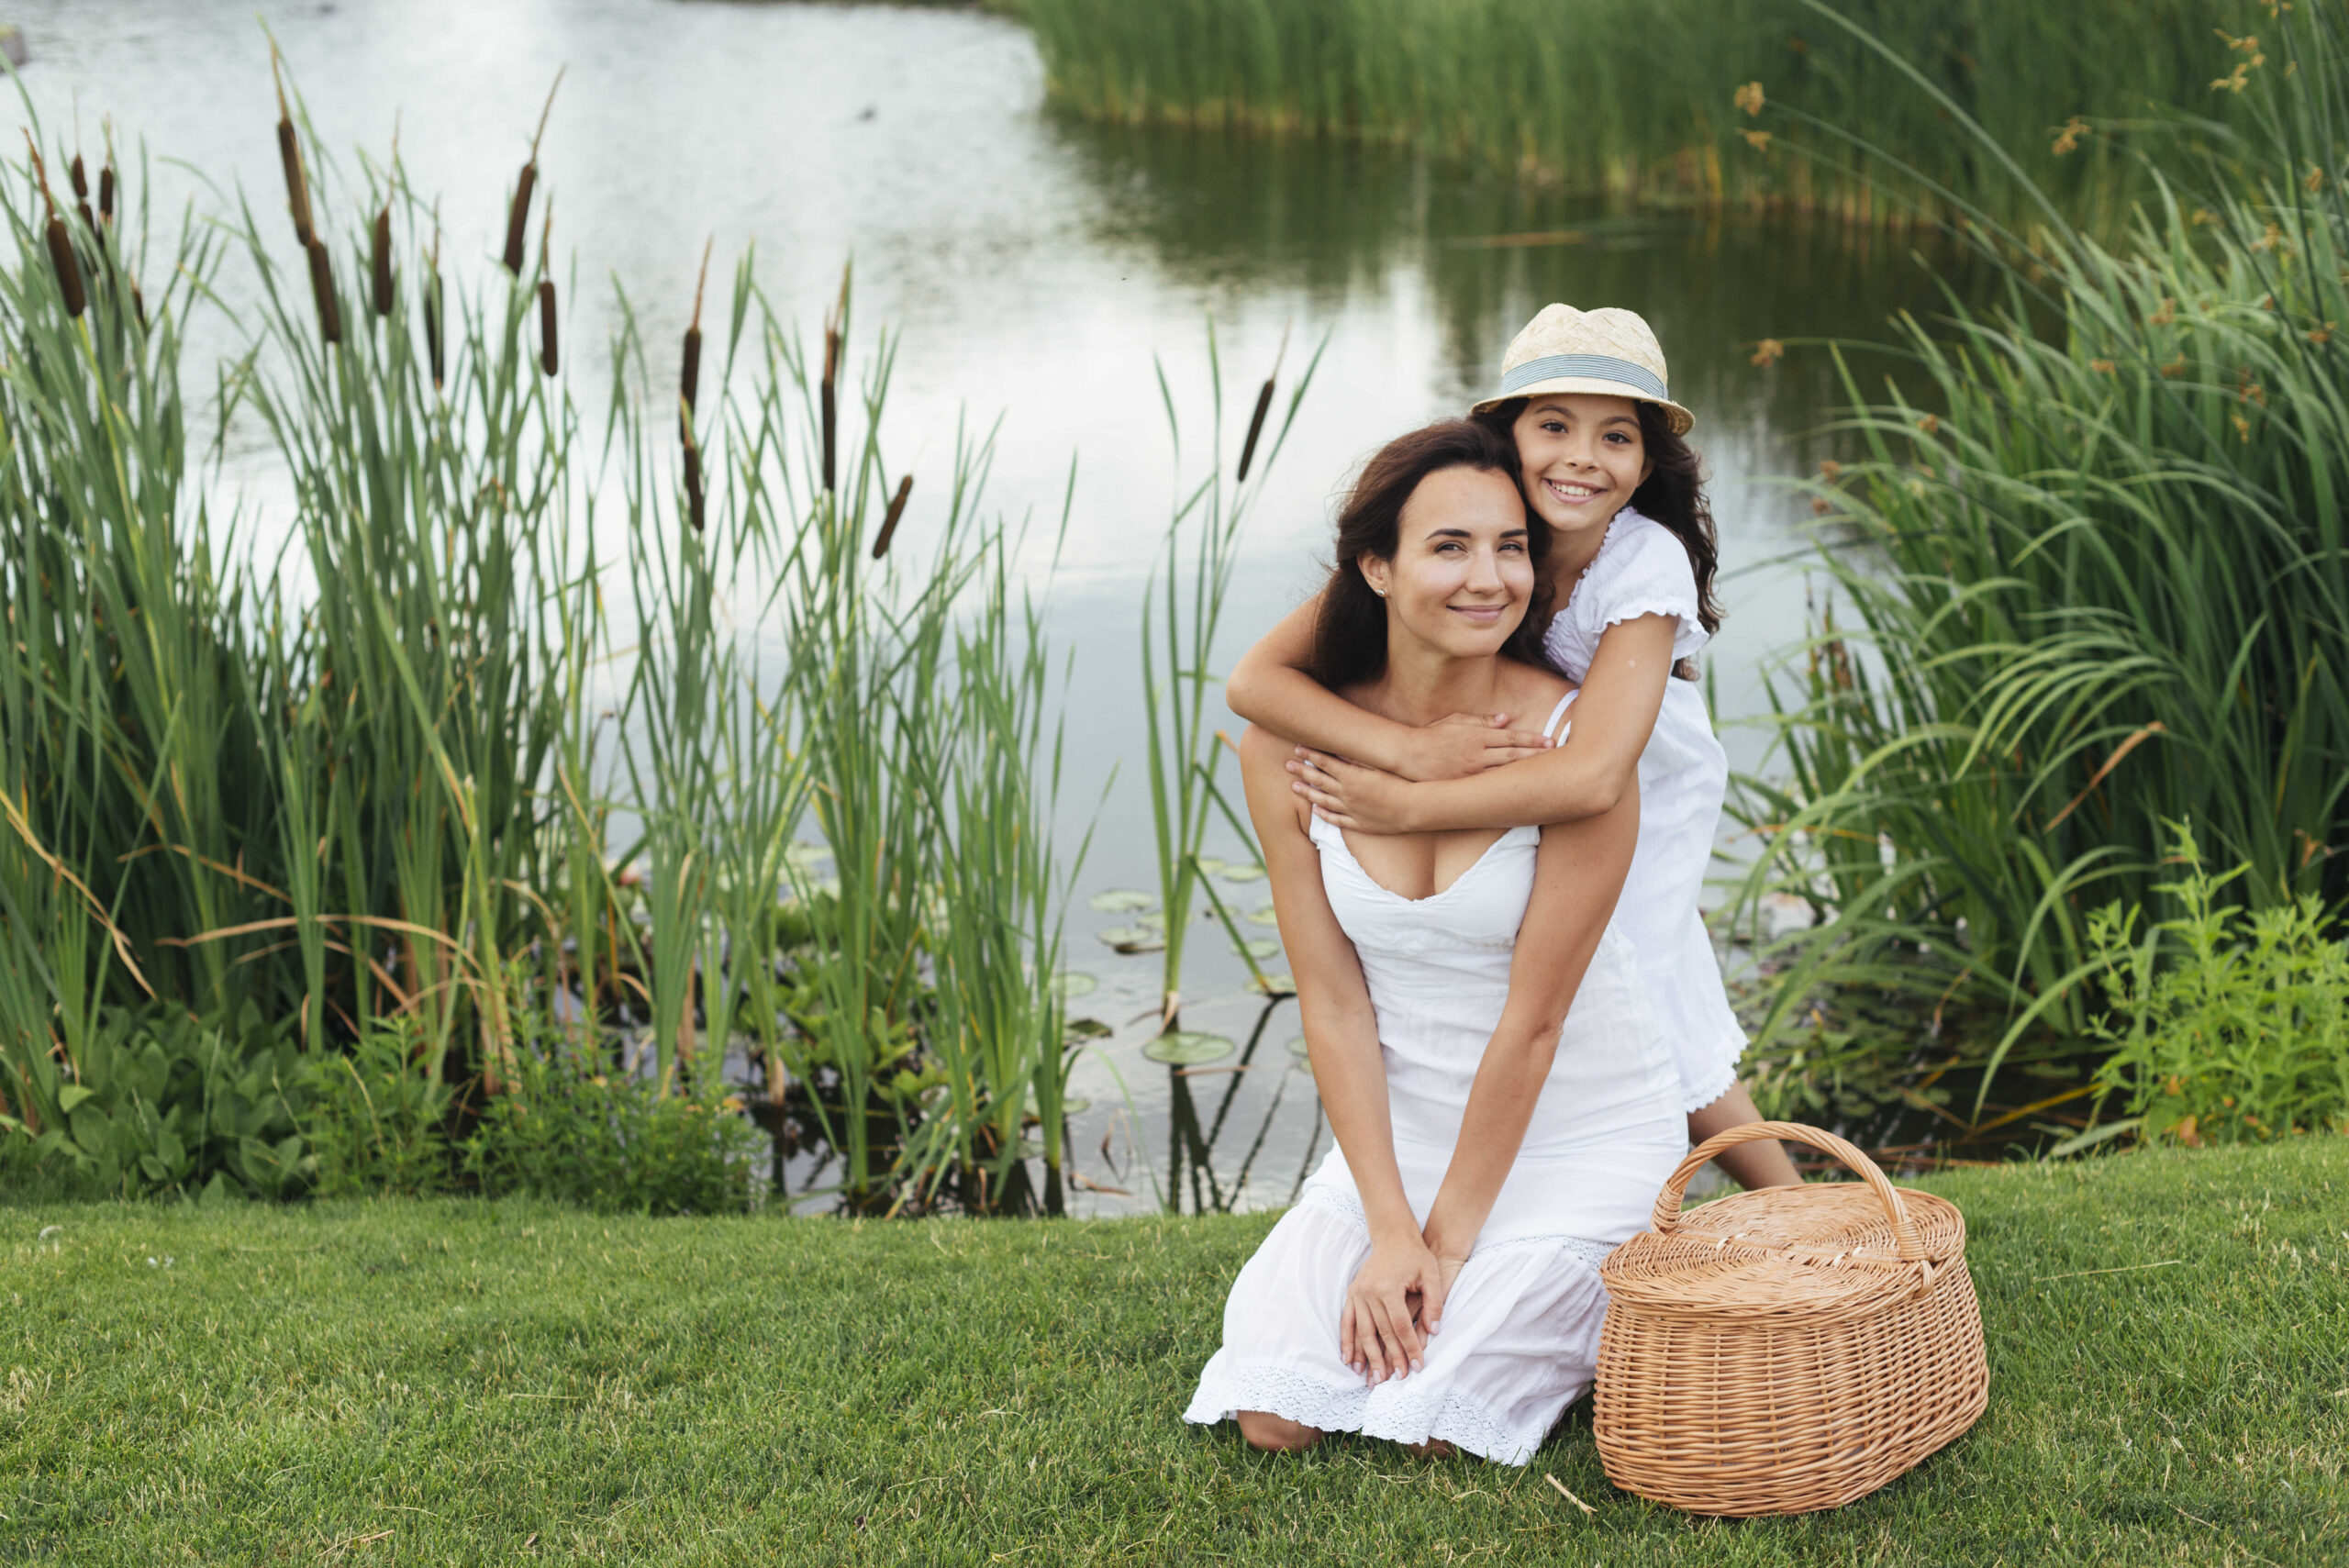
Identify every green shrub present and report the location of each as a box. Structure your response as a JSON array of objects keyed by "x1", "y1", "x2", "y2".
[
  {"x1": 461, "y1": 1035, "x2": 762, "y2": 1215},
  {"x1": 298, "y1": 1018, "x2": 456, "y2": 1197},
  {"x1": 2087, "y1": 825, "x2": 2349, "y2": 1144},
  {"x1": 0, "y1": 1004, "x2": 313, "y2": 1200}
]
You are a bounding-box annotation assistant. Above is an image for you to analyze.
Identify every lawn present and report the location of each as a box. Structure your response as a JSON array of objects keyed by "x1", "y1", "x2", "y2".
[{"x1": 5, "y1": 1140, "x2": 2344, "y2": 1565}]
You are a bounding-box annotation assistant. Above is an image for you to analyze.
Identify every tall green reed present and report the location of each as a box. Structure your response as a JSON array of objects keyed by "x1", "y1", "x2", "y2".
[
  {"x1": 0, "y1": 54, "x2": 1087, "y2": 1212},
  {"x1": 1725, "y1": 4, "x2": 2349, "y2": 1105},
  {"x1": 1139, "y1": 328, "x2": 1319, "y2": 1029},
  {"x1": 1018, "y1": 0, "x2": 2238, "y2": 233}
]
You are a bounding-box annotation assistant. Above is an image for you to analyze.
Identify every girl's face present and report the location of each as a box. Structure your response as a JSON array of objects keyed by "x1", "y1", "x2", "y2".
[
  {"x1": 1358, "y1": 465, "x2": 1533, "y2": 660},
  {"x1": 1511, "y1": 393, "x2": 1653, "y2": 538}
]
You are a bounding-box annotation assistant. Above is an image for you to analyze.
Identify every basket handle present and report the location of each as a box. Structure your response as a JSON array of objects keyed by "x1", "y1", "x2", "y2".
[{"x1": 1650, "y1": 1120, "x2": 1925, "y2": 1263}]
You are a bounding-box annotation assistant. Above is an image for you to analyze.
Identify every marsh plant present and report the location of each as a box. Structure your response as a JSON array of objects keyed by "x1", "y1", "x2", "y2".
[
  {"x1": 1726, "y1": 6, "x2": 2349, "y2": 1118},
  {"x1": 0, "y1": 58, "x2": 1085, "y2": 1213},
  {"x1": 1019, "y1": 0, "x2": 2241, "y2": 233}
]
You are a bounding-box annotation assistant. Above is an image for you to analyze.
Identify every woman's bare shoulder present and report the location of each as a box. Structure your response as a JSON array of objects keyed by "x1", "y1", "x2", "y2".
[{"x1": 1497, "y1": 657, "x2": 1575, "y2": 718}]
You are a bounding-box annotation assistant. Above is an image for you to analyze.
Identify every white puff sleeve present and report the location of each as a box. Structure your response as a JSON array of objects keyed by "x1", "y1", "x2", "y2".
[{"x1": 1578, "y1": 511, "x2": 1709, "y2": 665}]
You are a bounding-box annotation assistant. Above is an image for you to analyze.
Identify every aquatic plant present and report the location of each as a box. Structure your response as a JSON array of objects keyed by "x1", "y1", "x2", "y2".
[
  {"x1": 1725, "y1": 6, "x2": 2349, "y2": 1106},
  {"x1": 1018, "y1": 0, "x2": 2240, "y2": 232}
]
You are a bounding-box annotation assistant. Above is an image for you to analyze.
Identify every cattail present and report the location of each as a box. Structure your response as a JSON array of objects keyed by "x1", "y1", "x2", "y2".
[
  {"x1": 871, "y1": 474, "x2": 913, "y2": 559},
  {"x1": 424, "y1": 214, "x2": 444, "y2": 388},
  {"x1": 538, "y1": 278, "x2": 558, "y2": 377},
  {"x1": 819, "y1": 328, "x2": 838, "y2": 495},
  {"x1": 1235, "y1": 325, "x2": 1289, "y2": 484},
  {"x1": 130, "y1": 279, "x2": 146, "y2": 331},
  {"x1": 69, "y1": 154, "x2": 94, "y2": 232},
  {"x1": 45, "y1": 217, "x2": 84, "y2": 317},
  {"x1": 273, "y1": 50, "x2": 314, "y2": 246},
  {"x1": 306, "y1": 237, "x2": 341, "y2": 345},
  {"x1": 684, "y1": 438, "x2": 706, "y2": 534},
  {"x1": 98, "y1": 163, "x2": 113, "y2": 225},
  {"x1": 422, "y1": 262, "x2": 443, "y2": 384},
  {"x1": 680, "y1": 237, "x2": 710, "y2": 444},
  {"x1": 24, "y1": 136, "x2": 84, "y2": 318},
  {"x1": 371, "y1": 205, "x2": 394, "y2": 317},
  {"x1": 502, "y1": 70, "x2": 563, "y2": 276}
]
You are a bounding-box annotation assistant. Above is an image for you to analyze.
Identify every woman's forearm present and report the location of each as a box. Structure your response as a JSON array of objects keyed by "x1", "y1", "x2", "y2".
[
  {"x1": 1419, "y1": 1022, "x2": 1558, "y2": 1259},
  {"x1": 1302, "y1": 1000, "x2": 1419, "y2": 1241}
]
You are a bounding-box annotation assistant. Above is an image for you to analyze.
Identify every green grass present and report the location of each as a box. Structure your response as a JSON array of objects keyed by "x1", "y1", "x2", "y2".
[{"x1": 5, "y1": 1140, "x2": 2344, "y2": 1563}]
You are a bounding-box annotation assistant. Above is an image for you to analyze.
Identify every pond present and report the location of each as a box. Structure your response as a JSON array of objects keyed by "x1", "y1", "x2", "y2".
[{"x1": 15, "y1": 0, "x2": 1998, "y2": 1214}]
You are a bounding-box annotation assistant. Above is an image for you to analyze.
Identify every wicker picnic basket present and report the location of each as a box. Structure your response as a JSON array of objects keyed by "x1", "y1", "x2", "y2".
[{"x1": 1593, "y1": 1121, "x2": 1987, "y2": 1517}]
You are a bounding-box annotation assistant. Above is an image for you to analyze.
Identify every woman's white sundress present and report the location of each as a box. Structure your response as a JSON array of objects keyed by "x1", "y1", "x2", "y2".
[
  {"x1": 1183, "y1": 695, "x2": 1686, "y2": 1464},
  {"x1": 1543, "y1": 506, "x2": 1745, "y2": 1113}
]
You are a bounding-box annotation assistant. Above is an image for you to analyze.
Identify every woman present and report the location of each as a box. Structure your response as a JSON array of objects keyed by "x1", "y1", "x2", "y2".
[{"x1": 1182, "y1": 418, "x2": 1686, "y2": 1465}]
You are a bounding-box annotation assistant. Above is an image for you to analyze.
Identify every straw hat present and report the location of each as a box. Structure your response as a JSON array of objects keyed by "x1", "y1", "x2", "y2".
[{"x1": 1470, "y1": 304, "x2": 1694, "y2": 435}]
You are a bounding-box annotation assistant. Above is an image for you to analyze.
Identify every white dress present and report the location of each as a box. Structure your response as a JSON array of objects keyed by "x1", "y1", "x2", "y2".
[
  {"x1": 1542, "y1": 506, "x2": 1745, "y2": 1113},
  {"x1": 1183, "y1": 696, "x2": 1687, "y2": 1464}
]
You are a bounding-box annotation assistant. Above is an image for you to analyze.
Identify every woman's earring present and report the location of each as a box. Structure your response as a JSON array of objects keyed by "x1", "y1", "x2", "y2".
[{"x1": 1372, "y1": 585, "x2": 1386, "y2": 597}]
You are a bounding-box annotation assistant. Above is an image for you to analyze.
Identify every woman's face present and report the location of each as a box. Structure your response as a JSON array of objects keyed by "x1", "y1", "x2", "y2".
[
  {"x1": 1511, "y1": 393, "x2": 1653, "y2": 539},
  {"x1": 1358, "y1": 465, "x2": 1533, "y2": 659}
]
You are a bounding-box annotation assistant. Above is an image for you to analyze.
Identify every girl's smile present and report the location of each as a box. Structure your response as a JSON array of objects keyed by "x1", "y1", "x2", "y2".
[{"x1": 1512, "y1": 393, "x2": 1653, "y2": 552}]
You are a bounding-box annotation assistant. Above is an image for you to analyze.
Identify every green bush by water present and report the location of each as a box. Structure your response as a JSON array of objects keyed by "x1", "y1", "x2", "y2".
[
  {"x1": 1019, "y1": 0, "x2": 2245, "y2": 229},
  {"x1": 2086, "y1": 823, "x2": 2349, "y2": 1145},
  {"x1": 1727, "y1": 9, "x2": 2349, "y2": 1113}
]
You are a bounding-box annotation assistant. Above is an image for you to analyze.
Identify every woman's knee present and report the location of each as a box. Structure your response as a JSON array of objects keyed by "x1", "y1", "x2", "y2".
[{"x1": 1237, "y1": 1410, "x2": 1322, "y2": 1452}]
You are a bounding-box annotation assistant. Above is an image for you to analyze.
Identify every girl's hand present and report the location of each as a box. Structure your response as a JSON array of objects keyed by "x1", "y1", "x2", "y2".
[
  {"x1": 1287, "y1": 749, "x2": 1411, "y2": 834},
  {"x1": 1341, "y1": 1233, "x2": 1449, "y2": 1386},
  {"x1": 1403, "y1": 713, "x2": 1556, "y2": 782}
]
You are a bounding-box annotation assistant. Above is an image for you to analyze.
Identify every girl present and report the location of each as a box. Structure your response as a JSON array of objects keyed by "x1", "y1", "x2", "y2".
[
  {"x1": 1184, "y1": 418, "x2": 1687, "y2": 1463},
  {"x1": 1227, "y1": 305, "x2": 1799, "y2": 1192}
]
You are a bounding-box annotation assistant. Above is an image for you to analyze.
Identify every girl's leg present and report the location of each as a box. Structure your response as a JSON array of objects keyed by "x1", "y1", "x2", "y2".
[
  {"x1": 1687, "y1": 1084, "x2": 1802, "y2": 1189},
  {"x1": 1237, "y1": 1411, "x2": 1323, "y2": 1452}
]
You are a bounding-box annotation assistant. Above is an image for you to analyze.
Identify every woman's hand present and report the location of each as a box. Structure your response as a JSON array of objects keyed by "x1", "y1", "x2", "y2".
[{"x1": 1341, "y1": 1232, "x2": 1451, "y2": 1386}]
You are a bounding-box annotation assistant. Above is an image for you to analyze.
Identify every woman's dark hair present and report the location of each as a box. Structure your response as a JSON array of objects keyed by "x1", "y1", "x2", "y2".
[
  {"x1": 1307, "y1": 418, "x2": 1547, "y2": 691},
  {"x1": 1475, "y1": 396, "x2": 1722, "y2": 679}
]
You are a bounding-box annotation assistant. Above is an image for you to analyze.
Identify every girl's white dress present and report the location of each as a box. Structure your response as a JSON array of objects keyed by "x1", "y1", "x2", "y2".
[
  {"x1": 1183, "y1": 698, "x2": 1687, "y2": 1464},
  {"x1": 1543, "y1": 506, "x2": 1745, "y2": 1112}
]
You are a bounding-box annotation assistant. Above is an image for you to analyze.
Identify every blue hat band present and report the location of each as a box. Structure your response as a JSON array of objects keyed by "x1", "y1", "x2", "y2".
[{"x1": 1497, "y1": 352, "x2": 1669, "y2": 403}]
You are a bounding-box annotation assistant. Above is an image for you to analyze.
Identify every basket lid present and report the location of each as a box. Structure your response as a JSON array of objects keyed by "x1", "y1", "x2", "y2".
[{"x1": 1600, "y1": 1122, "x2": 1968, "y2": 1319}]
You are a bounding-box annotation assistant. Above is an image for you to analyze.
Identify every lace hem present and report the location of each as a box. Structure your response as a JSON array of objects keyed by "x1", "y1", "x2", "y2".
[
  {"x1": 1679, "y1": 1039, "x2": 1747, "y2": 1114},
  {"x1": 1184, "y1": 1362, "x2": 1557, "y2": 1467},
  {"x1": 1297, "y1": 1183, "x2": 1623, "y2": 1270},
  {"x1": 1183, "y1": 1362, "x2": 1367, "y2": 1440}
]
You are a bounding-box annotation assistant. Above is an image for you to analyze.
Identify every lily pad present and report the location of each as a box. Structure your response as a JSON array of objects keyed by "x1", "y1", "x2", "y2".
[
  {"x1": 1219, "y1": 862, "x2": 1267, "y2": 884},
  {"x1": 1050, "y1": 971, "x2": 1098, "y2": 999},
  {"x1": 1097, "y1": 926, "x2": 1165, "y2": 953},
  {"x1": 1142, "y1": 1030, "x2": 1235, "y2": 1067},
  {"x1": 1245, "y1": 904, "x2": 1281, "y2": 928},
  {"x1": 1249, "y1": 973, "x2": 1299, "y2": 998},
  {"x1": 1191, "y1": 855, "x2": 1229, "y2": 875},
  {"x1": 1064, "y1": 1017, "x2": 1113, "y2": 1041},
  {"x1": 1088, "y1": 888, "x2": 1157, "y2": 913},
  {"x1": 1055, "y1": 1097, "x2": 1092, "y2": 1116},
  {"x1": 1287, "y1": 1035, "x2": 1310, "y2": 1056},
  {"x1": 1135, "y1": 911, "x2": 1168, "y2": 932},
  {"x1": 1230, "y1": 937, "x2": 1281, "y2": 961}
]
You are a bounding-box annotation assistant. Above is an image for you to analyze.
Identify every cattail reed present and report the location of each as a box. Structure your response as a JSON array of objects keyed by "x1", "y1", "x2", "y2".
[
  {"x1": 871, "y1": 474, "x2": 913, "y2": 559},
  {"x1": 98, "y1": 162, "x2": 114, "y2": 225},
  {"x1": 684, "y1": 438, "x2": 706, "y2": 534},
  {"x1": 821, "y1": 274, "x2": 846, "y2": 495},
  {"x1": 371, "y1": 206, "x2": 394, "y2": 317},
  {"x1": 538, "y1": 279, "x2": 559, "y2": 377},
  {"x1": 273, "y1": 50, "x2": 314, "y2": 246},
  {"x1": 1235, "y1": 327, "x2": 1287, "y2": 484},
  {"x1": 424, "y1": 216, "x2": 445, "y2": 388},
  {"x1": 25, "y1": 137, "x2": 85, "y2": 318},
  {"x1": 69, "y1": 154, "x2": 95, "y2": 232},
  {"x1": 680, "y1": 238, "x2": 710, "y2": 444},
  {"x1": 306, "y1": 238, "x2": 341, "y2": 346},
  {"x1": 503, "y1": 71, "x2": 563, "y2": 276}
]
